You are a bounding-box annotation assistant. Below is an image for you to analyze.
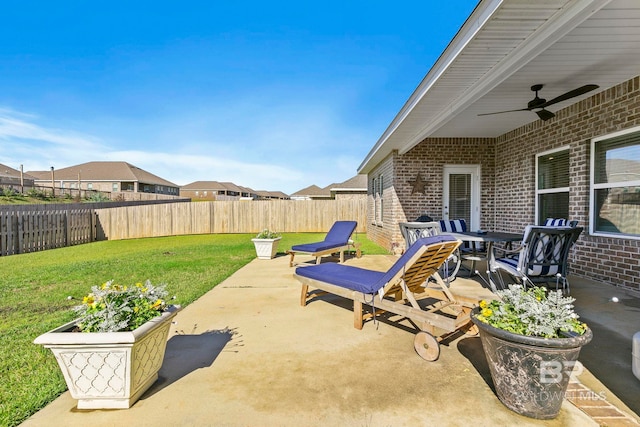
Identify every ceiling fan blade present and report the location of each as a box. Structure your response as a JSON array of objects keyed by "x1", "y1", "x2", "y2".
[
  {"x1": 536, "y1": 109, "x2": 555, "y2": 121},
  {"x1": 538, "y1": 84, "x2": 599, "y2": 108},
  {"x1": 478, "y1": 108, "x2": 529, "y2": 117}
]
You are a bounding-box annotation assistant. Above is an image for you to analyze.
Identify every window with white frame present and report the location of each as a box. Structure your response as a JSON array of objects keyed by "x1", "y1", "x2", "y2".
[
  {"x1": 378, "y1": 174, "x2": 384, "y2": 223},
  {"x1": 536, "y1": 148, "x2": 570, "y2": 225},
  {"x1": 372, "y1": 177, "x2": 378, "y2": 224},
  {"x1": 371, "y1": 175, "x2": 384, "y2": 224},
  {"x1": 591, "y1": 128, "x2": 640, "y2": 238}
]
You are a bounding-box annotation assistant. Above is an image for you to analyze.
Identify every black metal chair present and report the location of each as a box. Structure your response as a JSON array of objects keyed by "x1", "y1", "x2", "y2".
[{"x1": 488, "y1": 226, "x2": 583, "y2": 293}]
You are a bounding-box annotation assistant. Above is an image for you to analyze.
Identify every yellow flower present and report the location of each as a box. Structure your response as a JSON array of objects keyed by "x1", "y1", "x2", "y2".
[
  {"x1": 481, "y1": 308, "x2": 493, "y2": 317},
  {"x1": 83, "y1": 295, "x2": 95, "y2": 305},
  {"x1": 479, "y1": 300, "x2": 487, "y2": 309}
]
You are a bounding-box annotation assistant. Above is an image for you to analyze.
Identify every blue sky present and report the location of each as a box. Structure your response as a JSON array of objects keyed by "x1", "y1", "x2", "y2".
[{"x1": 0, "y1": 1, "x2": 477, "y2": 194}]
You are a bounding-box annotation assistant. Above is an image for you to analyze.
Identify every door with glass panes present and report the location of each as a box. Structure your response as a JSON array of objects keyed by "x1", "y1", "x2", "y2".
[{"x1": 442, "y1": 165, "x2": 480, "y2": 230}]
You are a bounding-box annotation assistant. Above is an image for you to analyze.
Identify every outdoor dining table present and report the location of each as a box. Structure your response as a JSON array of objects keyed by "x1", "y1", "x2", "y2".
[{"x1": 442, "y1": 230, "x2": 524, "y2": 290}]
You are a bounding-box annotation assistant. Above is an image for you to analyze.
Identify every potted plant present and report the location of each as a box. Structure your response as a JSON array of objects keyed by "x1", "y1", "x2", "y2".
[
  {"x1": 470, "y1": 285, "x2": 592, "y2": 419},
  {"x1": 251, "y1": 229, "x2": 282, "y2": 259},
  {"x1": 34, "y1": 280, "x2": 181, "y2": 409}
]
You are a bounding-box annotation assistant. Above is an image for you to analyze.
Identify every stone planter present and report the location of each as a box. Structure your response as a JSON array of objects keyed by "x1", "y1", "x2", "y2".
[
  {"x1": 34, "y1": 305, "x2": 181, "y2": 409},
  {"x1": 251, "y1": 237, "x2": 281, "y2": 259},
  {"x1": 470, "y1": 307, "x2": 592, "y2": 419}
]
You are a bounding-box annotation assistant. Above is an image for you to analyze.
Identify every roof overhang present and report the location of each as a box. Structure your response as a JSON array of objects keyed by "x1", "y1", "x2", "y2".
[{"x1": 358, "y1": 0, "x2": 640, "y2": 174}]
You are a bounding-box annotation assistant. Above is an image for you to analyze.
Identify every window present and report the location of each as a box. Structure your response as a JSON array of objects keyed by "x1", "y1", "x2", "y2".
[
  {"x1": 112, "y1": 183, "x2": 118, "y2": 192},
  {"x1": 87, "y1": 183, "x2": 93, "y2": 190},
  {"x1": 378, "y1": 174, "x2": 384, "y2": 223},
  {"x1": 371, "y1": 174, "x2": 384, "y2": 224},
  {"x1": 591, "y1": 128, "x2": 640, "y2": 238},
  {"x1": 536, "y1": 148, "x2": 570, "y2": 225},
  {"x1": 371, "y1": 177, "x2": 377, "y2": 224}
]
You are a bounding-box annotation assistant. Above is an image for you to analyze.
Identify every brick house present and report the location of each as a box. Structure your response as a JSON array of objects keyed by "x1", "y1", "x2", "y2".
[
  {"x1": 0, "y1": 163, "x2": 35, "y2": 192},
  {"x1": 181, "y1": 181, "x2": 289, "y2": 200},
  {"x1": 290, "y1": 175, "x2": 367, "y2": 200},
  {"x1": 28, "y1": 161, "x2": 180, "y2": 196},
  {"x1": 358, "y1": 0, "x2": 640, "y2": 293}
]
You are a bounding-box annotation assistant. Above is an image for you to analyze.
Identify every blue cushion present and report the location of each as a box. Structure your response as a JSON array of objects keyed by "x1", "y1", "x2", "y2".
[
  {"x1": 324, "y1": 221, "x2": 357, "y2": 243},
  {"x1": 438, "y1": 219, "x2": 467, "y2": 233},
  {"x1": 295, "y1": 263, "x2": 386, "y2": 294},
  {"x1": 296, "y1": 235, "x2": 456, "y2": 295},
  {"x1": 544, "y1": 218, "x2": 566, "y2": 226},
  {"x1": 290, "y1": 220, "x2": 357, "y2": 253}
]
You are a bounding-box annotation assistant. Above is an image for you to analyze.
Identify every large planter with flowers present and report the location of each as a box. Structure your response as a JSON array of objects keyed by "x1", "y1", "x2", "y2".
[
  {"x1": 34, "y1": 280, "x2": 180, "y2": 409},
  {"x1": 470, "y1": 285, "x2": 592, "y2": 419},
  {"x1": 251, "y1": 229, "x2": 282, "y2": 259}
]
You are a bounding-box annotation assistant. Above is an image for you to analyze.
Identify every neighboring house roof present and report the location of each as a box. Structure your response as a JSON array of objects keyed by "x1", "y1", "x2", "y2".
[
  {"x1": 181, "y1": 181, "x2": 229, "y2": 191},
  {"x1": 359, "y1": 0, "x2": 640, "y2": 173},
  {"x1": 291, "y1": 175, "x2": 367, "y2": 199},
  {"x1": 0, "y1": 163, "x2": 35, "y2": 180},
  {"x1": 27, "y1": 161, "x2": 179, "y2": 187},
  {"x1": 181, "y1": 181, "x2": 288, "y2": 198},
  {"x1": 290, "y1": 184, "x2": 329, "y2": 198},
  {"x1": 329, "y1": 174, "x2": 367, "y2": 192}
]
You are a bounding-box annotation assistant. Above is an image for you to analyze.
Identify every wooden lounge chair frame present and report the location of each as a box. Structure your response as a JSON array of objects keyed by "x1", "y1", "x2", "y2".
[{"x1": 294, "y1": 236, "x2": 477, "y2": 361}]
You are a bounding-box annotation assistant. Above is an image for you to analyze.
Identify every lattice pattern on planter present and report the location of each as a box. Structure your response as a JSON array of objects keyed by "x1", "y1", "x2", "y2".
[
  {"x1": 60, "y1": 350, "x2": 128, "y2": 397},
  {"x1": 132, "y1": 321, "x2": 171, "y2": 389}
]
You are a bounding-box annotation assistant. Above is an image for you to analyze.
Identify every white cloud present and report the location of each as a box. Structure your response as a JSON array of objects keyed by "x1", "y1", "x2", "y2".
[{"x1": 0, "y1": 106, "x2": 368, "y2": 194}]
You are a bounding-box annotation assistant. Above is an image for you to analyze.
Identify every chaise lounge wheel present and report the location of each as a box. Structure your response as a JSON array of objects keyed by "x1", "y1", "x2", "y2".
[{"x1": 414, "y1": 331, "x2": 440, "y2": 361}]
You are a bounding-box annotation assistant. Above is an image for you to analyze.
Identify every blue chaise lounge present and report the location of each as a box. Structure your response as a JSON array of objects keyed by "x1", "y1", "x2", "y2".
[
  {"x1": 294, "y1": 235, "x2": 476, "y2": 361},
  {"x1": 287, "y1": 220, "x2": 358, "y2": 267}
]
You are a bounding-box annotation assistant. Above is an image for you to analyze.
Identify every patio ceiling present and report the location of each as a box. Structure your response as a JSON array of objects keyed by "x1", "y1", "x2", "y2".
[{"x1": 358, "y1": 0, "x2": 640, "y2": 174}]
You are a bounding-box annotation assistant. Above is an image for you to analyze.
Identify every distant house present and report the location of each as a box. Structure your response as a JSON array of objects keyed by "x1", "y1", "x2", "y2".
[
  {"x1": 0, "y1": 163, "x2": 35, "y2": 192},
  {"x1": 290, "y1": 175, "x2": 367, "y2": 200},
  {"x1": 27, "y1": 161, "x2": 180, "y2": 196},
  {"x1": 254, "y1": 190, "x2": 289, "y2": 200},
  {"x1": 181, "y1": 181, "x2": 289, "y2": 201},
  {"x1": 328, "y1": 175, "x2": 367, "y2": 200}
]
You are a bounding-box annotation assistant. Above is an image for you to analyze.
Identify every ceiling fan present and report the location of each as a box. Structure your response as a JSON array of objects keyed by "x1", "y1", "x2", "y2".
[{"x1": 478, "y1": 83, "x2": 599, "y2": 121}]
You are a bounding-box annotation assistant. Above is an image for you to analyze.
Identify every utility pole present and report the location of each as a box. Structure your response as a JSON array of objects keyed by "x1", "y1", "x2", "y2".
[{"x1": 50, "y1": 166, "x2": 55, "y2": 196}]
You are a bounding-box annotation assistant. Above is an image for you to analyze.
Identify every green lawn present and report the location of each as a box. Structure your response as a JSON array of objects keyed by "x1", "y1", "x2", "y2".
[{"x1": 0, "y1": 232, "x2": 388, "y2": 426}]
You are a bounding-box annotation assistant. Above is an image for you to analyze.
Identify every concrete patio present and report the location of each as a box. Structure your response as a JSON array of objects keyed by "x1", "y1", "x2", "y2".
[{"x1": 23, "y1": 253, "x2": 640, "y2": 426}]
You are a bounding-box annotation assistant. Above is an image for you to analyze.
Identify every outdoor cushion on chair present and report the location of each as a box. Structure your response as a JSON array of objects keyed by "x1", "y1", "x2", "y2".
[{"x1": 287, "y1": 220, "x2": 357, "y2": 267}]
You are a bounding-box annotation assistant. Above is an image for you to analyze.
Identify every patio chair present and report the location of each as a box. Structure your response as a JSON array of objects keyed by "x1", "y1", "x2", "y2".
[
  {"x1": 438, "y1": 219, "x2": 484, "y2": 276},
  {"x1": 287, "y1": 220, "x2": 358, "y2": 267},
  {"x1": 294, "y1": 235, "x2": 477, "y2": 361},
  {"x1": 398, "y1": 221, "x2": 461, "y2": 282},
  {"x1": 488, "y1": 226, "x2": 583, "y2": 293}
]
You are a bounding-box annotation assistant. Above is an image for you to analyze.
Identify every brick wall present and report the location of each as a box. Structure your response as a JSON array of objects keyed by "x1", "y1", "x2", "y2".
[
  {"x1": 367, "y1": 75, "x2": 640, "y2": 292},
  {"x1": 495, "y1": 76, "x2": 640, "y2": 292}
]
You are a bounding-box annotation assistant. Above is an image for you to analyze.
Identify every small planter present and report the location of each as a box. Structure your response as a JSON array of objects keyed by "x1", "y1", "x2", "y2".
[
  {"x1": 471, "y1": 307, "x2": 592, "y2": 419},
  {"x1": 252, "y1": 237, "x2": 281, "y2": 259},
  {"x1": 34, "y1": 305, "x2": 180, "y2": 409}
]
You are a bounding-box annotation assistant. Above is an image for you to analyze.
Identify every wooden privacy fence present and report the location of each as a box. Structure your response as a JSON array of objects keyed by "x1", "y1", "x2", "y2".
[
  {"x1": 95, "y1": 199, "x2": 368, "y2": 240},
  {"x1": 0, "y1": 199, "x2": 368, "y2": 255},
  {"x1": 0, "y1": 207, "x2": 96, "y2": 256}
]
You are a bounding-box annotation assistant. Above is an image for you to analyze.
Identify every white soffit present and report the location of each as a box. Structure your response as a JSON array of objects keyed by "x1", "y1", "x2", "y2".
[{"x1": 359, "y1": 0, "x2": 640, "y2": 173}]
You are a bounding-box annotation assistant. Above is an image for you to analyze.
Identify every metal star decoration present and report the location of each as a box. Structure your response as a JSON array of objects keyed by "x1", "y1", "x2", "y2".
[{"x1": 408, "y1": 172, "x2": 428, "y2": 194}]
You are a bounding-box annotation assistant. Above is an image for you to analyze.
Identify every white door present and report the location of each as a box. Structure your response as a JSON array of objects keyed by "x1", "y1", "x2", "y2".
[{"x1": 442, "y1": 165, "x2": 481, "y2": 230}]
